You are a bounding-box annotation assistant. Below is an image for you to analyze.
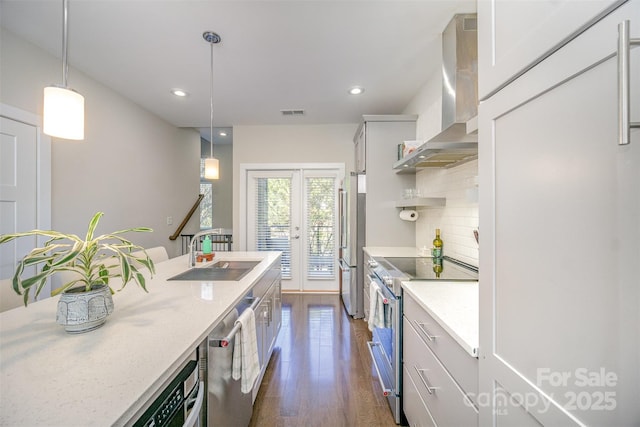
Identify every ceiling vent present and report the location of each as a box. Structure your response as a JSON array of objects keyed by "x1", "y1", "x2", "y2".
[{"x1": 280, "y1": 109, "x2": 305, "y2": 116}]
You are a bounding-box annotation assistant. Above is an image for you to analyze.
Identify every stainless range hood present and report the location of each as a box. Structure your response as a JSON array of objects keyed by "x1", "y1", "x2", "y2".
[{"x1": 395, "y1": 14, "x2": 478, "y2": 172}]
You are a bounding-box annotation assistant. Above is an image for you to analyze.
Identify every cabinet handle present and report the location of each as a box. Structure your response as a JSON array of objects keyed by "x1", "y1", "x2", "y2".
[
  {"x1": 266, "y1": 299, "x2": 272, "y2": 324},
  {"x1": 618, "y1": 20, "x2": 640, "y2": 146},
  {"x1": 414, "y1": 320, "x2": 437, "y2": 341},
  {"x1": 414, "y1": 367, "x2": 439, "y2": 395}
]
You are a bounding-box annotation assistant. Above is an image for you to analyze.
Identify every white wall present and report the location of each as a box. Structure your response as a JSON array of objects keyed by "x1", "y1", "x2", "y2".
[
  {"x1": 211, "y1": 143, "x2": 233, "y2": 230},
  {"x1": 232, "y1": 123, "x2": 356, "y2": 248},
  {"x1": 1, "y1": 29, "x2": 201, "y2": 259},
  {"x1": 403, "y1": 64, "x2": 479, "y2": 266},
  {"x1": 200, "y1": 138, "x2": 233, "y2": 230}
]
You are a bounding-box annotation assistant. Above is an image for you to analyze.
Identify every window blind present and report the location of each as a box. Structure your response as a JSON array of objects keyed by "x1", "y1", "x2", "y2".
[
  {"x1": 254, "y1": 177, "x2": 292, "y2": 279},
  {"x1": 305, "y1": 176, "x2": 335, "y2": 279}
]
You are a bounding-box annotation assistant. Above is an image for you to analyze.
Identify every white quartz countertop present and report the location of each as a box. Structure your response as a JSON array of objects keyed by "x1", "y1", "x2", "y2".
[
  {"x1": 0, "y1": 251, "x2": 280, "y2": 427},
  {"x1": 402, "y1": 281, "x2": 479, "y2": 357},
  {"x1": 363, "y1": 246, "x2": 420, "y2": 258}
]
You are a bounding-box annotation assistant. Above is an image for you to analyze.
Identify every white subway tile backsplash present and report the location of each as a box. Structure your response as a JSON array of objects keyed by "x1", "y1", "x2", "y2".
[{"x1": 415, "y1": 159, "x2": 479, "y2": 267}]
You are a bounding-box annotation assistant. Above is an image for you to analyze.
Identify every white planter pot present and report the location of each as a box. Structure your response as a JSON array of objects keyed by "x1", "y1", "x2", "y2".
[{"x1": 56, "y1": 284, "x2": 114, "y2": 333}]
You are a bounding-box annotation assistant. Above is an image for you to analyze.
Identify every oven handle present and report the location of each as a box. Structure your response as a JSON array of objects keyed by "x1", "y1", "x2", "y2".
[
  {"x1": 183, "y1": 381, "x2": 205, "y2": 427},
  {"x1": 366, "y1": 341, "x2": 394, "y2": 397}
]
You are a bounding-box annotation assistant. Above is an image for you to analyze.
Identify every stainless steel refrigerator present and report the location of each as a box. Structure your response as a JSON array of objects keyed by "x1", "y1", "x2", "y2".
[{"x1": 339, "y1": 172, "x2": 366, "y2": 318}]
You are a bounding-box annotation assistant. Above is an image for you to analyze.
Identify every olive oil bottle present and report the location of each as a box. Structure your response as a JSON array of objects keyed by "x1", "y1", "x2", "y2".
[{"x1": 432, "y1": 228, "x2": 443, "y2": 258}]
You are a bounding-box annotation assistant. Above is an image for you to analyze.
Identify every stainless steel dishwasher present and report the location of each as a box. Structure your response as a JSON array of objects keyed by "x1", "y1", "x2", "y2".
[
  {"x1": 207, "y1": 297, "x2": 255, "y2": 427},
  {"x1": 207, "y1": 266, "x2": 281, "y2": 427}
]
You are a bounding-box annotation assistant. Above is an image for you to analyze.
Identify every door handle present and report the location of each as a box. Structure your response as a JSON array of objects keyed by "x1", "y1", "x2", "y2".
[
  {"x1": 293, "y1": 235, "x2": 300, "y2": 239},
  {"x1": 617, "y1": 20, "x2": 640, "y2": 146}
]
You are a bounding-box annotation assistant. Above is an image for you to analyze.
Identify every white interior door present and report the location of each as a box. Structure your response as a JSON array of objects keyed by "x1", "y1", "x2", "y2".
[
  {"x1": 246, "y1": 168, "x2": 339, "y2": 292},
  {"x1": 0, "y1": 117, "x2": 38, "y2": 300}
]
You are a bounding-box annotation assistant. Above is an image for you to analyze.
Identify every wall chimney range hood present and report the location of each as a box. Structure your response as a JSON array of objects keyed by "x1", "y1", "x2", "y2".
[{"x1": 395, "y1": 13, "x2": 478, "y2": 172}]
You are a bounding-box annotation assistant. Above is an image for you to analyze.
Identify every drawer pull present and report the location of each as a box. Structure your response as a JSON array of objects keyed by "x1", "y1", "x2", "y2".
[
  {"x1": 414, "y1": 367, "x2": 439, "y2": 395},
  {"x1": 414, "y1": 320, "x2": 437, "y2": 341}
]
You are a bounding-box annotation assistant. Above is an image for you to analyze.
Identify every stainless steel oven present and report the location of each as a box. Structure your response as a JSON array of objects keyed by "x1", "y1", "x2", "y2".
[
  {"x1": 367, "y1": 255, "x2": 478, "y2": 425},
  {"x1": 133, "y1": 348, "x2": 205, "y2": 427},
  {"x1": 366, "y1": 267, "x2": 402, "y2": 423}
]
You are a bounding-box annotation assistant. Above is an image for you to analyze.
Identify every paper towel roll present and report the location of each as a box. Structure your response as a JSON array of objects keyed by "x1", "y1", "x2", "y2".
[{"x1": 399, "y1": 210, "x2": 419, "y2": 221}]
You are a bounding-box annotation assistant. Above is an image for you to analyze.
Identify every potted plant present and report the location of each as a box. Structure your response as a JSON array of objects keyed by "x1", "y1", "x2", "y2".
[{"x1": 0, "y1": 212, "x2": 155, "y2": 333}]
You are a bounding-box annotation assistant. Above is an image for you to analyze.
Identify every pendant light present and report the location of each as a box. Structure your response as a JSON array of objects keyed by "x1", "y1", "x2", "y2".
[
  {"x1": 43, "y1": 0, "x2": 85, "y2": 140},
  {"x1": 203, "y1": 31, "x2": 221, "y2": 180}
]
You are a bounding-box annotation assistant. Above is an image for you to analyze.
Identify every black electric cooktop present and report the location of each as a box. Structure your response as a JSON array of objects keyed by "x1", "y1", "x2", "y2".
[{"x1": 382, "y1": 256, "x2": 478, "y2": 281}]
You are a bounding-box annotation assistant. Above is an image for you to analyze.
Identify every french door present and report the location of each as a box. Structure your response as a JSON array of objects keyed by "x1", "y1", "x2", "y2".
[{"x1": 245, "y1": 167, "x2": 340, "y2": 292}]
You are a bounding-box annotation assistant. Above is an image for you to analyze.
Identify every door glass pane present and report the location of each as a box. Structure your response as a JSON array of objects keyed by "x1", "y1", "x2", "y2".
[
  {"x1": 254, "y1": 177, "x2": 292, "y2": 279},
  {"x1": 200, "y1": 182, "x2": 213, "y2": 229},
  {"x1": 305, "y1": 176, "x2": 335, "y2": 279}
]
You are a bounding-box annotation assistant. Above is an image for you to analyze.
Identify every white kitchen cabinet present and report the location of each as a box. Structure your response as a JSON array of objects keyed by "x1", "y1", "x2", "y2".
[
  {"x1": 354, "y1": 123, "x2": 366, "y2": 173},
  {"x1": 478, "y1": 0, "x2": 625, "y2": 100},
  {"x1": 403, "y1": 292, "x2": 479, "y2": 427},
  {"x1": 355, "y1": 115, "x2": 418, "y2": 248},
  {"x1": 403, "y1": 365, "x2": 437, "y2": 427},
  {"x1": 252, "y1": 269, "x2": 282, "y2": 403},
  {"x1": 478, "y1": 0, "x2": 639, "y2": 425}
]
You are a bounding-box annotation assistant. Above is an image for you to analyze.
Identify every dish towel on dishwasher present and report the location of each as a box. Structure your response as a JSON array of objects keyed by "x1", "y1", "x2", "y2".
[
  {"x1": 368, "y1": 280, "x2": 387, "y2": 331},
  {"x1": 232, "y1": 307, "x2": 260, "y2": 394}
]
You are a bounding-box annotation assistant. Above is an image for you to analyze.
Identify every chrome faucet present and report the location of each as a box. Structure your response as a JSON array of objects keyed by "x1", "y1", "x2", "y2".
[{"x1": 188, "y1": 230, "x2": 219, "y2": 267}]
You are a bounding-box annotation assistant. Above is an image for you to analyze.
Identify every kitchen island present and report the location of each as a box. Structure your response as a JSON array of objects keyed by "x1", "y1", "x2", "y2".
[{"x1": 0, "y1": 251, "x2": 281, "y2": 426}]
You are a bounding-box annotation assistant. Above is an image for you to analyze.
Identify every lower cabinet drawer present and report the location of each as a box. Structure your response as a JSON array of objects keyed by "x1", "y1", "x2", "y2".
[
  {"x1": 403, "y1": 292, "x2": 478, "y2": 398},
  {"x1": 403, "y1": 316, "x2": 478, "y2": 427},
  {"x1": 403, "y1": 365, "x2": 437, "y2": 427}
]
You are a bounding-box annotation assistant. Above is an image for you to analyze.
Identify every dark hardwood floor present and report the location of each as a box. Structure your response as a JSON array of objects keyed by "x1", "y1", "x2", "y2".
[{"x1": 249, "y1": 293, "x2": 397, "y2": 427}]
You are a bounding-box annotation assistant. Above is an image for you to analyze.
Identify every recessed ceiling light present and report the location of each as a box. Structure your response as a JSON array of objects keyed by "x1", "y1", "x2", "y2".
[
  {"x1": 348, "y1": 87, "x2": 364, "y2": 95},
  {"x1": 219, "y1": 131, "x2": 227, "y2": 137},
  {"x1": 171, "y1": 89, "x2": 188, "y2": 97}
]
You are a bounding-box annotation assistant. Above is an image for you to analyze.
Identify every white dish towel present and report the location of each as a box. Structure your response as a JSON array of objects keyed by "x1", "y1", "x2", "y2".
[
  {"x1": 232, "y1": 307, "x2": 260, "y2": 394},
  {"x1": 368, "y1": 279, "x2": 387, "y2": 331}
]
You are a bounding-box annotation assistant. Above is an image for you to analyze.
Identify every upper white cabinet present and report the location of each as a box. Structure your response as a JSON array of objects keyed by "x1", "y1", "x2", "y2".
[
  {"x1": 354, "y1": 115, "x2": 418, "y2": 248},
  {"x1": 479, "y1": 0, "x2": 639, "y2": 425},
  {"x1": 478, "y1": 0, "x2": 626, "y2": 99},
  {"x1": 354, "y1": 123, "x2": 366, "y2": 173}
]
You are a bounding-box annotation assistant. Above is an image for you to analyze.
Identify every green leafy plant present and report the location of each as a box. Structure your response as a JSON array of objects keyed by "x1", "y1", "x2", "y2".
[{"x1": 0, "y1": 212, "x2": 155, "y2": 306}]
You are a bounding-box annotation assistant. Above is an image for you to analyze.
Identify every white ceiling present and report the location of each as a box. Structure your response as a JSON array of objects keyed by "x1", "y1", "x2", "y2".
[{"x1": 1, "y1": 0, "x2": 476, "y2": 142}]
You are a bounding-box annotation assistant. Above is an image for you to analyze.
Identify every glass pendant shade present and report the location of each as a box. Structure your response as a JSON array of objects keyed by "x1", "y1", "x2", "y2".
[
  {"x1": 43, "y1": 86, "x2": 85, "y2": 140},
  {"x1": 204, "y1": 157, "x2": 220, "y2": 180}
]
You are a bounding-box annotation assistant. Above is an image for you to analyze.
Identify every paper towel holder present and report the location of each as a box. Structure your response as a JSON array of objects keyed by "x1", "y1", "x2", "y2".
[{"x1": 399, "y1": 209, "x2": 419, "y2": 221}]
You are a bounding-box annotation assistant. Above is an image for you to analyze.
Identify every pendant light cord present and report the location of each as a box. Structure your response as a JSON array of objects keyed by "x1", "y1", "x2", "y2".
[
  {"x1": 209, "y1": 39, "x2": 214, "y2": 159},
  {"x1": 62, "y1": 0, "x2": 69, "y2": 87}
]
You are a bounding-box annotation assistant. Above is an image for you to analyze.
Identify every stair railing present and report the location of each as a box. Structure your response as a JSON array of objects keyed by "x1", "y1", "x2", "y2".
[{"x1": 169, "y1": 194, "x2": 204, "y2": 241}]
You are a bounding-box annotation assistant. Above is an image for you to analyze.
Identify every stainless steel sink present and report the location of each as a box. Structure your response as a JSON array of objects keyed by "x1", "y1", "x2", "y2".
[
  {"x1": 211, "y1": 261, "x2": 261, "y2": 270},
  {"x1": 167, "y1": 260, "x2": 260, "y2": 281}
]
